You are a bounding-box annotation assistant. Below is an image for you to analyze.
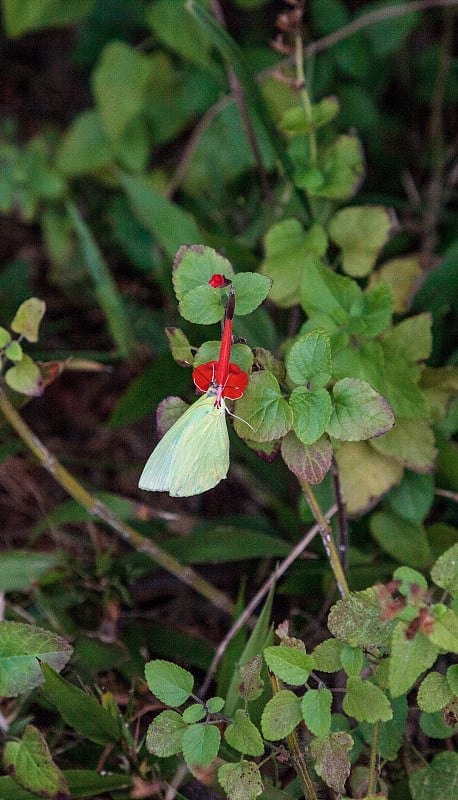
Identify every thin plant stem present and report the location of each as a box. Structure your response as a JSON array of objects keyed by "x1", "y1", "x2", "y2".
[
  {"x1": 0, "y1": 388, "x2": 235, "y2": 616},
  {"x1": 331, "y1": 457, "x2": 349, "y2": 571},
  {"x1": 368, "y1": 720, "x2": 380, "y2": 795},
  {"x1": 294, "y1": 32, "x2": 317, "y2": 165},
  {"x1": 269, "y1": 673, "x2": 318, "y2": 800},
  {"x1": 198, "y1": 504, "x2": 337, "y2": 698},
  {"x1": 299, "y1": 478, "x2": 349, "y2": 597}
]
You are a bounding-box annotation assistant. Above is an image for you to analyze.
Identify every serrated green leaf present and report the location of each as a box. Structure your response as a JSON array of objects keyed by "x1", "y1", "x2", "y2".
[
  {"x1": 447, "y1": 664, "x2": 458, "y2": 695},
  {"x1": 393, "y1": 566, "x2": 428, "y2": 593},
  {"x1": 165, "y1": 327, "x2": 194, "y2": 366},
  {"x1": 259, "y1": 220, "x2": 328, "y2": 307},
  {"x1": 179, "y1": 283, "x2": 225, "y2": 324},
  {"x1": 206, "y1": 696, "x2": 225, "y2": 713},
  {"x1": 238, "y1": 655, "x2": 264, "y2": 703},
  {"x1": 343, "y1": 677, "x2": 392, "y2": 723},
  {"x1": 340, "y1": 645, "x2": 363, "y2": 677},
  {"x1": 369, "y1": 254, "x2": 423, "y2": 314},
  {"x1": 231, "y1": 273, "x2": 272, "y2": 315},
  {"x1": 431, "y1": 543, "x2": 458, "y2": 596},
  {"x1": 290, "y1": 386, "x2": 333, "y2": 445},
  {"x1": 300, "y1": 252, "x2": 361, "y2": 318},
  {"x1": 263, "y1": 645, "x2": 313, "y2": 686},
  {"x1": 385, "y1": 313, "x2": 433, "y2": 363},
  {"x1": 371, "y1": 417, "x2": 437, "y2": 473},
  {"x1": 336, "y1": 439, "x2": 404, "y2": 515},
  {"x1": 4, "y1": 724, "x2": 69, "y2": 799},
  {"x1": 389, "y1": 621, "x2": 438, "y2": 697},
  {"x1": 420, "y1": 709, "x2": 458, "y2": 739},
  {"x1": 328, "y1": 205, "x2": 398, "y2": 278},
  {"x1": 327, "y1": 378, "x2": 394, "y2": 441},
  {"x1": 370, "y1": 511, "x2": 432, "y2": 569},
  {"x1": 286, "y1": 330, "x2": 332, "y2": 388},
  {"x1": 301, "y1": 688, "x2": 332, "y2": 738},
  {"x1": 233, "y1": 371, "x2": 292, "y2": 442},
  {"x1": 218, "y1": 760, "x2": 264, "y2": 800},
  {"x1": 224, "y1": 709, "x2": 264, "y2": 756},
  {"x1": 40, "y1": 662, "x2": 120, "y2": 745},
  {"x1": 409, "y1": 752, "x2": 458, "y2": 800},
  {"x1": 312, "y1": 639, "x2": 344, "y2": 672},
  {"x1": 0, "y1": 621, "x2": 72, "y2": 697},
  {"x1": 144, "y1": 659, "x2": 194, "y2": 707},
  {"x1": 11, "y1": 298, "x2": 45, "y2": 342},
  {"x1": 281, "y1": 430, "x2": 333, "y2": 484},
  {"x1": 307, "y1": 134, "x2": 364, "y2": 200},
  {"x1": 146, "y1": 709, "x2": 187, "y2": 757},
  {"x1": 349, "y1": 280, "x2": 393, "y2": 338},
  {"x1": 261, "y1": 689, "x2": 302, "y2": 740},
  {"x1": 309, "y1": 731, "x2": 353, "y2": 795},
  {"x1": 182, "y1": 703, "x2": 206, "y2": 723},
  {"x1": 428, "y1": 608, "x2": 458, "y2": 653},
  {"x1": 360, "y1": 695, "x2": 408, "y2": 762},
  {"x1": 328, "y1": 587, "x2": 397, "y2": 649},
  {"x1": 389, "y1": 471, "x2": 435, "y2": 523},
  {"x1": 182, "y1": 722, "x2": 221, "y2": 768},
  {"x1": 92, "y1": 41, "x2": 152, "y2": 140},
  {"x1": 417, "y1": 672, "x2": 453, "y2": 712},
  {"x1": 173, "y1": 244, "x2": 234, "y2": 301},
  {"x1": 0, "y1": 326, "x2": 11, "y2": 347}
]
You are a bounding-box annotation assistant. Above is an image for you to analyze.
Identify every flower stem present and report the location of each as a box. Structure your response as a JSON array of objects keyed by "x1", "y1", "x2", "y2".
[
  {"x1": 299, "y1": 478, "x2": 349, "y2": 597},
  {"x1": 0, "y1": 388, "x2": 235, "y2": 616}
]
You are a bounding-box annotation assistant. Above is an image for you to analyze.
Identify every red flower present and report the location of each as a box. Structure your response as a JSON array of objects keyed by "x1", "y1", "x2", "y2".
[
  {"x1": 193, "y1": 361, "x2": 248, "y2": 400},
  {"x1": 209, "y1": 274, "x2": 228, "y2": 288}
]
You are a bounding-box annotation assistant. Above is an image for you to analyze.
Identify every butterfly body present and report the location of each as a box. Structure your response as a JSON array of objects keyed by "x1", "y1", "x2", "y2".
[{"x1": 138, "y1": 392, "x2": 229, "y2": 496}]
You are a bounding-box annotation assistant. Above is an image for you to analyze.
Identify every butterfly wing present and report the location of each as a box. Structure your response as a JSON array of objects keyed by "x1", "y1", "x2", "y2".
[{"x1": 138, "y1": 395, "x2": 229, "y2": 496}]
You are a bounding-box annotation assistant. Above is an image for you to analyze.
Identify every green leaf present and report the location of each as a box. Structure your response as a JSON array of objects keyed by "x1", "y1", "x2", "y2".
[
  {"x1": 231, "y1": 273, "x2": 272, "y2": 315},
  {"x1": 371, "y1": 417, "x2": 437, "y2": 473},
  {"x1": 335, "y1": 440, "x2": 403, "y2": 515},
  {"x1": 389, "y1": 621, "x2": 438, "y2": 697},
  {"x1": 300, "y1": 252, "x2": 361, "y2": 318},
  {"x1": 146, "y1": 709, "x2": 187, "y2": 757},
  {"x1": 360, "y1": 695, "x2": 408, "y2": 762},
  {"x1": 218, "y1": 761, "x2": 264, "y2": 800},
  {"x1": 280, "y1": 96, "x2": 339, "y2": 134},
  {"x1": 119, "y1": 172, "x2": 201, "y2": 260},
  {"x1": 165, "y1": 328, "x2": 194, "y2": 367},
  {"x1": 206, "y1": 696, "x2": 225, "y2": 713},
  {"x1": 420, "y1": 709, "x2": 458, "y2": 739},
  {"x1": 0, "y1": 326, "x2": 11, "y2": 347},
  {"x1": 301, "y1": 688, "x2": 332, "y2": 738},
  {"x1": 340, "y1": 645, "x2": 363, "y2": 677},
  {"x1": 195, "y1": 342, "x2": 253, "y2": 375},
  {"x1": 290, "y1": 386, "x2": 333, "y2": 445},
  {"x1": 261, "y1": 689, "x2": 302, "y2": 740},
  {"x1": 369, "y1": 254, "x2": 423, "y2": 314},
  {"x1": 328, "y1": 587, "x2": 397, "y2": 649},
  {"x1": 182, "y1": 722, "x2": 221, "y2": 768},
  {"x1": 3, "y1": 0, "x2": 94, "y2": 38},
  {"x1": 428, "y1": 608, "x2": 458, "y2": 653},
  {"x1": 417, "y1": 672, "x2": 453, "y2": 713},
  {"x1": 238, "y1": 655, "x2": 264, "y2": 703},
  {"x1": 312, "y1": 639, "x2": 344, "y2": 673},
  {"x1": 409, "y1": 752, "x2": 458, "y2": 800},
  {"x1": 56, "y1": 110, "x2": 112, "y2": 176},
  {"x1": 281, "y1": 431, "x2": 333, "y2": 484},
  {"x1": 286, "y1": 330, "x2": 332, "y2": 387},
  {"x1": 173, "y1": 244, "x2": 234, "y2": 301},
  {"x1": 144, "y1": 659, "x2": 194, "y2": 707},
  {"x1": 92, "y1": 41, "x2": 152, "y2": 140},
  {"x1": 0, "y1": 621, "x2": 72, "y2": 696},
  {"x1": 370, "y1": 511, "x2": 432, "y2": 569},
  {"x1": 306, "y1": 134, "x2": 365, "y2": 200},
  {"x1": 328, "y1": 205, "x2": 399, "y2": 277},
  {"x1": 5, "y1": 354, "x2": 43, "y2": 396},
  {"x1": 388, "y1": 471, "x2": 435, "y2": 523},
  {"x1": 233, "y1": 371, "x2": 293, "y2": 442},
  {"x1": 66, "y1": 201, "x2": 132, "y2": 357},
  {"x1": 164, "y1": 526, "x2": 290, "y2": 564},
  {"x1": 182, "y1": 703, "x2": 206, "y2": 723},
  {"x1": 343, "y1": 677, "x2": 392, "y2": 723},
  {"x1": 4, "y1": 340, "x2": 23, "y2": 362},
  {"x1": 327, "y1": 378, "x2": 394, "y2": 441},
  {"x1": 393, "y1": 566, "x2": 428, "y2": 593},
  {"x1": 4, "y1": 724, "x2": 69, "y2": 799},
  {"x1": 40, "y1": 662, "x2": 120, "y2": 745},
  {"x1": 224, "y1": 709, "x2": 264, "y2": 756},
  {"x1": 260, "y1": 220, "x2": 328, "y2": 307},
  {"x1": 11, "y1": 297, "x2": 45, "y2": 342},
  {"x1": 431, "y1": 543, "x2": 458, "y2": 596},
  {"x1": 0, "y1": 770, "x2": 131, "y2": 800},
  {"x1": 146, "y1": 0, "x2": 213, "y2": 72},
  {"x1": 263, "y1": 645, "x2": 313, "y2": 686},
  {"x1": 0, "y1": 551, "x2": 63, "y2": 592},
  {"x1": 179, "y1": 283, "x2": 226, "y2": 324},
  {"x1": 309, "y1": 731, "x2": 353, "y2": 795},
  {"x1": 352, "y1": 281, "x2": 393, "y2": 338},
  {"x1": 384, "y1": 313, "x2": 433, "y2": 363}
]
